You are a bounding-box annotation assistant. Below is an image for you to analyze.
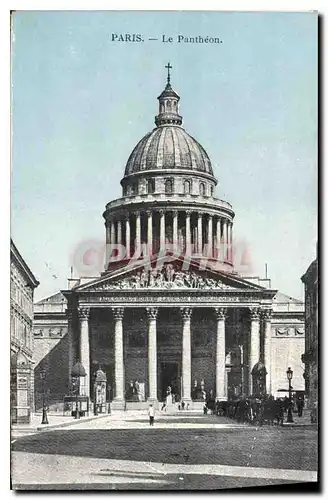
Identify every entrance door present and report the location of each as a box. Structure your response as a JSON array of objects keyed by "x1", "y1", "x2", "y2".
[{"x1": 159, "y1": 362, "x2": 180, "y2": 401}]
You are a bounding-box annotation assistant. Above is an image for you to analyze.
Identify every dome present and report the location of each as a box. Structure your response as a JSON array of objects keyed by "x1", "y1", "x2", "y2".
[{"x1": 124, "y1": 126, "x2": 214, "y2": 177}]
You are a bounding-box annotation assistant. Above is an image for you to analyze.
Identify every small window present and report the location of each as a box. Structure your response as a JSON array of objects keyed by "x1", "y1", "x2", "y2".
[
  {"x1": 165, "y1": 179, "x2": 173, "y2": 194},
  {"x1": 199, "y1": 182, "x2": 206, "y2": 196},
  {"x1": 147, "y1": 178, "x2": 155, "y2": 194},
  {"x1": 210, "y1": 186, "x2": 214, "y2": 196},
  {"x1": 184, "y1": 180, "x2": 191, "y2": 194},
  {"x1": 167, "y1": 100, "x2": 172, "y2": 110}
]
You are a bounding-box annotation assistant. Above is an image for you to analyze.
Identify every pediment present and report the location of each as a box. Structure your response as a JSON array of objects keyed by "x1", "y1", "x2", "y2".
[{"x1": 75, "y1": 256, "x2": 270, "y2": 293}]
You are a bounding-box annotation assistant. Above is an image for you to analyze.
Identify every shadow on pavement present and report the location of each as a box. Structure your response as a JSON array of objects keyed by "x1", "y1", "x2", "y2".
[{"x1": 12, "y1": 427, "x2": 318, "y2": 471}]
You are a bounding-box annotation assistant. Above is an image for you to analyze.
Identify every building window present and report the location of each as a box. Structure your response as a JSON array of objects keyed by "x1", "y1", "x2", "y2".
[
  {"x1": 210, "y1": 186, "x2": 214, "y2": 196},
  {"x1": 199, "y1": 182, "x2": 206, "y2": 196},
  {"x1": 165, "y1": 179, "x2": 173, "y2": 194},
  {"x1": 184, "y1": 180, "x2": 191, "y2": 194},
  {"x1": 147, "y1": 178, "x2": 155, "y2": 194},
  {"x1": 131, "y1": 182, "x2": 138, "y2": 195}
]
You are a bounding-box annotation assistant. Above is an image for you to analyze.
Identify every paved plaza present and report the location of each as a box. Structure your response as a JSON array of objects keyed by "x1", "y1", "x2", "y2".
[{"x1": 11, "y1": 410, "x2": 318, "y2": 490}]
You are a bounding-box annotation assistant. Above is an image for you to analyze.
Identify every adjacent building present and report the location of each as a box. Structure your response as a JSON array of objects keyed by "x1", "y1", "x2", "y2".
[
  {"x1": 301, "y1": 253, "x2": 318, "y2": 407},
  {"x1": 11, "y1": 240, "x2": 39, "y2": 423}
]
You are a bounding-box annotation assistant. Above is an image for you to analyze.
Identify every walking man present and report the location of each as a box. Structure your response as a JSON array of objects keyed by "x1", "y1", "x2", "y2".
[{"x1": 149, "y1": 404, "x2": 155, "y2": 426}]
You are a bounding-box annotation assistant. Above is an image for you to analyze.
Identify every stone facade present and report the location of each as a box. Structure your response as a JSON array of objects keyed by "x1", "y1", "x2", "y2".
[
  {"x1": 33, "y1": 68, "x2": 305, "y2": 410},
  {"x1": 33, "y1": 292, "x2": 69, "y2": 410},
  {"x1": 301, "y1": 255, "x2": 318, "y2": 407},
  {"x1": 10, "y1": 240, "x2": 39, "y2": 423}
]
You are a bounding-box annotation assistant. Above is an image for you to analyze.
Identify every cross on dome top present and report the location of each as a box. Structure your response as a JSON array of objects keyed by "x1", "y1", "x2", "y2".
[
  {"x1": 165, "y1": 62, "x2": 172, "y2": 85},
  {"x1": 155, "y1": 63, "x2": 182, "y2": 127}
]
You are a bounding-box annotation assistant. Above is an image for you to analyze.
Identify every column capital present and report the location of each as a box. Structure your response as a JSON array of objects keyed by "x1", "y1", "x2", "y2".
[
  {"x1": 146, "y1": 307, "x2": 158, "y2": 319},
  {"x1": 185, "y1": 210, "x2": 191, "y2": 217},
  {"x1": 261, "y1": 309, "x2": 273, "y2": 321},
  {"x1": 134, "y1": 210, "x2": 141, "y2": 218},
  {"x1": 249, "y1": 307, "x2": 261, "y2": 320},
  {"x1": 180, "y1": 307, "x2": 192, "y2": 320},
  {"x1": 158, "y1": 209, "x2": 165, "y2": 216},
  {"x1": 172, "y1": 209, "x2": 178, "y2": 217},
  {"x1": 112, "y1": 307, "x2": 124, "y2": 320},
  {"x1": 78, "y1": 307, "x2": 90, "y2": 321},
  {"x1": 146, "y1": 210, "x2": 152, "y2": 217},
  {"x1": 208, "y1": 213, "x2": 213, "y2": 220},
  {"x1": 214, "y1": 307, "x2": 227, "y2": 320},
  {"x1": 123, "y1": 212, "x2": 130, "y2": 221}
]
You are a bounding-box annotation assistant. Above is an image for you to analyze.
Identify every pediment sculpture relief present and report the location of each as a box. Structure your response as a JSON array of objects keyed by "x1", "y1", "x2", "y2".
[{"x1": 94, "y1": 263, "x2": 232, "y2": 291}]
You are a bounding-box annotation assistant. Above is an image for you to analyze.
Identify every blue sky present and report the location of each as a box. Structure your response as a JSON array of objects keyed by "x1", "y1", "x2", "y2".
[{"x1": 11, "y1": 11, "x2": 317, "y2": 300}]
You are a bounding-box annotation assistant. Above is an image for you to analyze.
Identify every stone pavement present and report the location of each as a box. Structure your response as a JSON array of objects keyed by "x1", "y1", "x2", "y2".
[
  {"x1": 11, "y1": 410, "x2": 318, "y2": 490},
  {"x1": 11, "y1": 412, "x2": 110, "y2": 439}
]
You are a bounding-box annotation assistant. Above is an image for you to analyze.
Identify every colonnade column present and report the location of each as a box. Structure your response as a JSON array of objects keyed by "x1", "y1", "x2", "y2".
[
  {"x1": 225, "y1": 219, "x2": 229, "y2": 262},
  {"x1": 159, "y1": 210, "x2": 165, "y2": 251},
  {"x1": 248, "y1": 308, "x2": 261, "y2": 395},
  {"x1": 78, "y1": 307, "x2": 90, "y2": 398},
  {"x1": 216, "y1": 218, "x2": 221, "y2": 260},
  {"x1": 180, "y1": 308, "x2": 192, "y2": 403},
  {"x1": 208, "y1": 215, "x2": 213, "y2": 258},
  {"x1": 147, "y1": 211, "x2": 153, "y2": 257},
  {"x1": 112, "y1": 307, "x2": 125, "y2": 409},
  {"x1": 197, "y1": 213, "x2": 203, "y2": 255},
  {"x1": 146, "y1": 307, "x2": 158, "y2": 402},
  {"x1": 262, "y1": 309, "x2": 272, "y2": 395},
  {"x1": 125, "y1": 215, "x2": 131, "y2": 260},
  {"x1": 105, "y1": 222, "x2": 111, "y2": 269},
  {"x1": 229, "y1": 222, "x2": 233, "y2": 264},
  {"x1": 172, "y1": 210, "x2": 178, "y2": 252},
  {"x1": 117, "y1": 219, "x2": 122, "y2": 246},
  {"x1": 221, "y1": 219, "x2": 226, "y2": 262},
  {"x1": 185, "y1": 211, "x2": 191, "y2": 256},
  {"x1": 135, "y1": 211, "x2": 141, "y2": 258},
  {"x1": 110, "y1": 220, "x2": 115, "y2": 246},
  {"x1": 214, "y1": 307, "x2": 227, "y2": 401}
]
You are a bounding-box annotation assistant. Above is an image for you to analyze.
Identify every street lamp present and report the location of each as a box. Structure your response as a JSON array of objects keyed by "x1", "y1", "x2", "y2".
[
  {"x1": 286, "y1": 367, "x2": 294, "y2": 423},
  {"x1": 39, "y1": 369, "x2": 49, "y2": 425}
]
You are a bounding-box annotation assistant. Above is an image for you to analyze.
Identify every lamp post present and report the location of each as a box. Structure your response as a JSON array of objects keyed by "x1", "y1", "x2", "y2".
[
  {"x1": 286, "y1": 367, "x2": 294, "y2": 423},
  {"x1": 40, "y1": 369, "x2": 49, "y2": 425}
]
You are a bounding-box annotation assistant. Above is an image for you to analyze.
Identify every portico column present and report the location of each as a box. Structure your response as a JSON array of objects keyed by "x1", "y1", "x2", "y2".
[
  {"x1": 78, "y1": 307, "x2": 90, "y2": 398},
  {"x1": 197, "y1": 212, "x2": 203, "y2": 255},
  {"x1": 66, "y1": 308, "x2": 74, "y2": 390},
  {"x1": 125, "y1": 215, "x2": 131, "y2": 260},
  {"x1": 262, "y1": 309, "x2": 272, "y2": 395},
  {"x1": 172, "y1": 210, "x2": 178, "y2": 252},
  {"x1": 208, "y1": 215, "x2": 213, "y2": 258},
  {"x1": 249, "y1": 308, "x2": 261, "y2": 395},
  {"x1": 185, "y1": 210, "x2": 191, "y2": 256},
  {"x1": 180, "y1": 308, "x2": 192, "y2": 403},
  {"x1": 222, "y1": 219, "x2": 227, "y2": 262},
  {"x1": 159, "y1": 210, "x2": 165, "y2": 251},
  {"x1": 112, "y1": 307, "x2": 125, "y2": 408},
  {"x1": 135, "y1": 211, "x2": 141, "y2": 258},
  {"x1": 214, "y1": 308, "x2": 227, "y2": 400},
  {"x1": 146, "y1": 307, "x2": 158, "y2": 401},
  {"x1": 146, "y1": 211, "x2": 153, "y2": 257}
]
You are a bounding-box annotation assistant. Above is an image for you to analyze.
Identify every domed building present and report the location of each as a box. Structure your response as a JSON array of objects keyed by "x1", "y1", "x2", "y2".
[{"x1": 34, "y1": 67, "x2": 305, "y2": 411}]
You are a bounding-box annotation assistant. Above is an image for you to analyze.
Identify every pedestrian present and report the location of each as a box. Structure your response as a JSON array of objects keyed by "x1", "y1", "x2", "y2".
[
  {"x1": 148, "y1": 404, "x2": 155, "y2": 426},
  {"x1": 296, "y1": 397, "x2": 304, "y2": 417}
]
